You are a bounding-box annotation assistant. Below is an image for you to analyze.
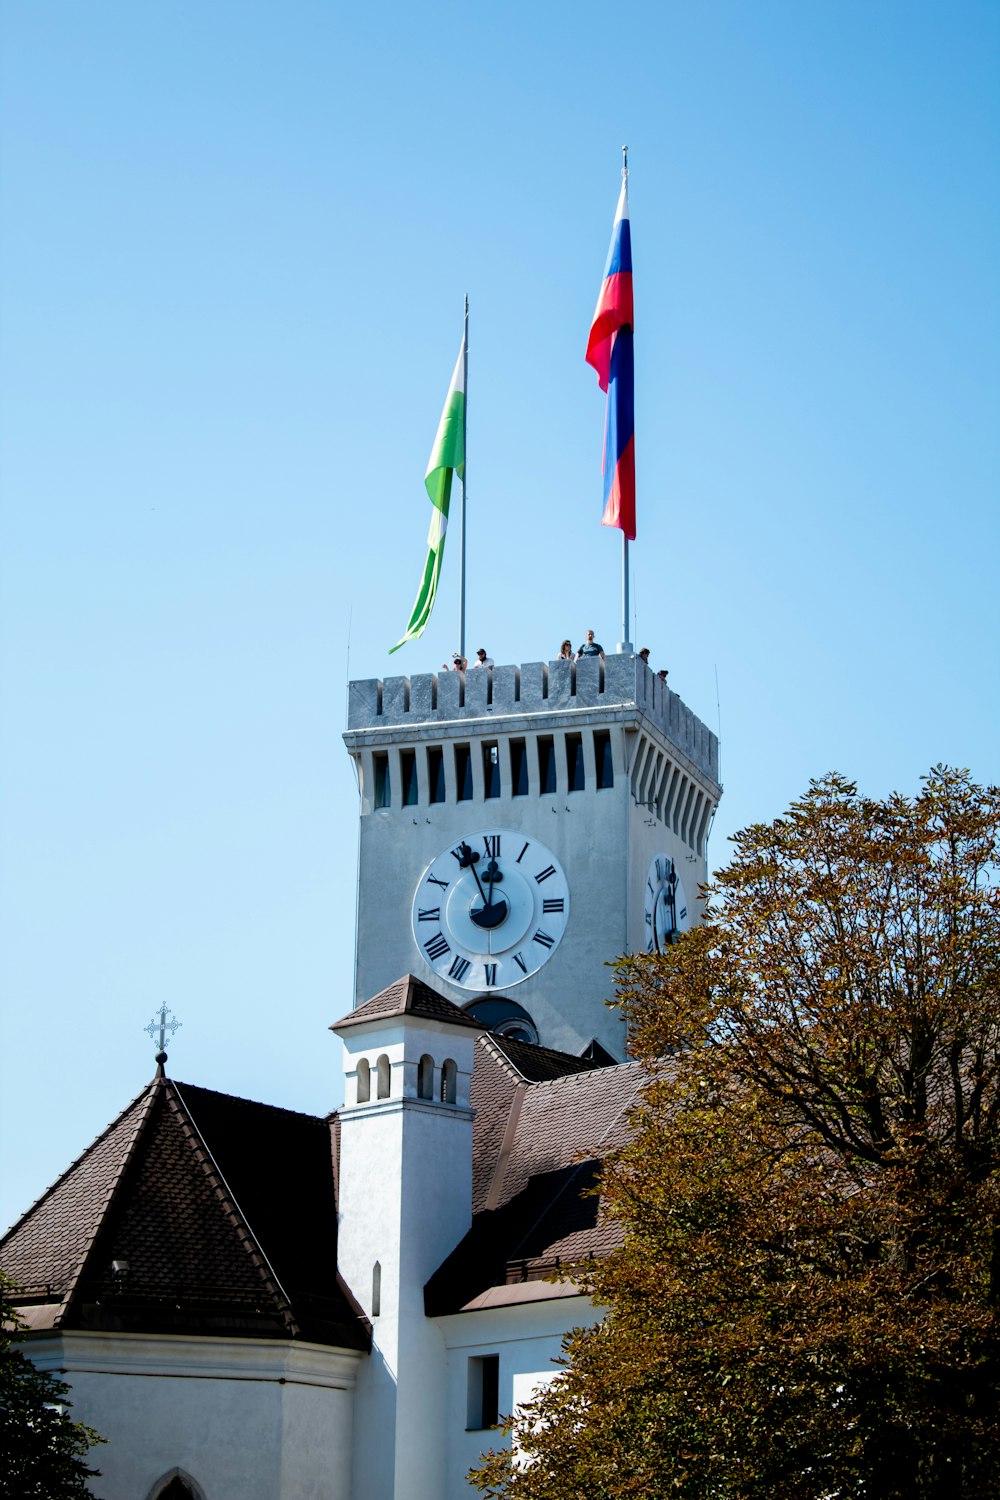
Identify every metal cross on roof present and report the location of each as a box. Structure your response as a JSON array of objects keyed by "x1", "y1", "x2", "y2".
[{"x1": 145, "y1": 1003, "x2": 181, "y2": 1072}]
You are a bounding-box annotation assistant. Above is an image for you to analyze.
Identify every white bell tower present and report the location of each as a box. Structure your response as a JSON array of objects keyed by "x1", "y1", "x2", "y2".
[{"x1": 332, "y1": 975, "x2": 484, "y2": 1500}]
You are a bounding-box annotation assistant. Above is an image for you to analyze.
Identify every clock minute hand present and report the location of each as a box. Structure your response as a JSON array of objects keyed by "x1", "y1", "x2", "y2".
[{"x1": 457, "y1": 842, "x2": 489, "y2": 906}]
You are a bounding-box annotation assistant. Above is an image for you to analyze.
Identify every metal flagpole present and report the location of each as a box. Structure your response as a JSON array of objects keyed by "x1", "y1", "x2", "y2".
[
  {"x1": 618, "y1": 146, "x2": 633, "y2": 653},
  {"x1": 459, "y1": 294, "x2": 469, "y2": 662}
]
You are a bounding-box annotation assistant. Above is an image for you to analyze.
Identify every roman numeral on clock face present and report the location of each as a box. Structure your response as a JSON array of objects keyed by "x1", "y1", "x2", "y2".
[
  {"x1": 483, "y1": 834, "x2": 501, "y2": 857},
  {"x1": 533, "y1": 929, "x2": 555, "y2": 949},
  {"x1": 513, "y1": 952, "x2": 527, "y2": 973},
  {"x1": 427, "y1": 874, "x2": 449, "y2": 890},
  {"x1": 484, "y1": 963, "x2": 497, "y2": 986},
  {"x1": 424, "y1": 933, "x2": 450, "y2": 961},
  {"x1": 517, "y1": 841, "x2": 529, "y2": 863},
  {"x1": 448, "y1": 955, "x2": 471, "y2": 982},
  {"x1": 542, "y1": 897, "x2": 564, "y2": 914},
  {"x1": 534, "y1": 865, "x2": 556, "y2": 884},
  {"x1": 417, "y1": 907, "x2": 440, "y2": 922}
]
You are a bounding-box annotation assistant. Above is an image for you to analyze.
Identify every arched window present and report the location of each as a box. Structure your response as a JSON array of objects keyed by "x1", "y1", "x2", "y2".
[
  {"x1": 440, "y1": 1058, "x2": 458, "y2": 1104},
  {"x1": 356, "y1": 1058, "x2": 371, "y2": 1104},
  {"x1": 146, "y1": 1471, "x2": 206, "y2": 1500},
  {"x1": 417, "y1": 1053, "x2": 435, "y2": 1100},
  {"x1": 376, "y1": 1054, "x2": 391, "y2": 1099},
  {"x1": 372, "y1": 1260, "x2": 382, "y2": 1317}
]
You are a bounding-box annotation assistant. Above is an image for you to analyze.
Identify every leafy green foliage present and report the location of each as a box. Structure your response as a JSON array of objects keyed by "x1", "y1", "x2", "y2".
[
  {"x1": 0, "y1": 1277, "x2": 105, "y2": 1499},
  {"x1": 471, "y1": 768, "x2": 1000, "y2": 1499}
]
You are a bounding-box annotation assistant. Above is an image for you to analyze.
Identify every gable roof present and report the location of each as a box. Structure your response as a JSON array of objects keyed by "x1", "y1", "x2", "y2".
[
  {"x1": 331, "y1": 974, "x2": 485, "y2": 1033},
  {"x1": 425, "y1": 1041, "x2": 649, "y2": 1315},
  {"x1": 1, "y1": 1076, "x2": 368, "y2": 1350}
]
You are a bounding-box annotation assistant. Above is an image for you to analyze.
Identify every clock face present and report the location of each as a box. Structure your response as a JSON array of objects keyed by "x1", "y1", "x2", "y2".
[
  {"x1": 412, "y1": 829, "x2": 570, "y2": 992},
  {"x1": 644, "y1": 853, "x2": 690, "y2": 953}
]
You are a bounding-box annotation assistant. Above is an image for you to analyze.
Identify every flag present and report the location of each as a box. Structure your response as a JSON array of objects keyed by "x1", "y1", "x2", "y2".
[
  {"x1": 586, "y1": 177, "x2": 635, "y2": 541},
  {"x1": 390, "y1": 339, "x2": 466, "y2": 653}
]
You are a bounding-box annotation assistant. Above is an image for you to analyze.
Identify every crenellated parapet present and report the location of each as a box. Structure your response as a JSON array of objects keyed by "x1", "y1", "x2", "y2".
[{"x1": 346, "y1": 653, "x2": 719, "y2": 785}]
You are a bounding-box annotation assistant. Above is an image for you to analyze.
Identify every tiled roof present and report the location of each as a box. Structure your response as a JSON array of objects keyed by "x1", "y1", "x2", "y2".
[
  {"x1": 426, "y1": 1043, "x2": 650, "y2": 1314},
  {"x1": 331, "y1": 974, "x2": 485, "y2": 1033},
  {"x1": 488, "y1": 1033, "x2": 608, "y2": 1082},
  {"x1": 1, "y1": 1077, "x2": 368, "y2": 1350}
]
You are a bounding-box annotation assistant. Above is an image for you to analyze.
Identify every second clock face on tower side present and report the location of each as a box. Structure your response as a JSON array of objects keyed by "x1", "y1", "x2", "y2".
[
  {"x1": 644, "y1": 853, "x2": 691, "y2": 953},
  {"x1": 411, "y1": 829, "x2": 570, "y2": 992}
]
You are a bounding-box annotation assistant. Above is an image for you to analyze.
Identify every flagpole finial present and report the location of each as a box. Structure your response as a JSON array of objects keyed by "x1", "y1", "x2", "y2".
[{"x1": 622, "y1": 144, "x2": 628, "y2": 177}]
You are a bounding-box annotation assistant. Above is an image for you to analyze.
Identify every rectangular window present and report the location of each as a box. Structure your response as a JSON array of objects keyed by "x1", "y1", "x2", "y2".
[
  {"x1": 428, "y1": 747, "x2": 446, "y2": 804},
  {"x1": 455, "y1": 744, "x2": 473, "y2": 801},
  {"x1": 374, "y1": 753, "x2": 390, "y2": 809},
  {"x1": 566, "y1": 733, "x2": 585, "y2": 792},
  {"x1": 483, "y1": 742, "x2": 500, "y2": 799},
  {"x1": 510, "y1": 739, "x2": 528, "y2": 797},
  {"x1": 467, "y1": 1354, "x2": 500, "y2": 1430},
  {"x1": 401, "y1": 749, "x2": 418, "y2": 806},
  {"x1": 537, "y1": 737, "x2": 556, "y2": 795},
  {"x1": 595, "y1": 729, "x2": 614, "y2": 790}
]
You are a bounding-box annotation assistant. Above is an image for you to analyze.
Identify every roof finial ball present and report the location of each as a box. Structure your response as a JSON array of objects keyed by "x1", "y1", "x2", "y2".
[{"x1": 145, "y1": 1003, "x2": 182, "y2": 1078}]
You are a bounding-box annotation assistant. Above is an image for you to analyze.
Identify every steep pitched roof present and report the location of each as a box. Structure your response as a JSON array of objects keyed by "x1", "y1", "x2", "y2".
[
  {"x1": 425, "y1": 1040, "x2": 649, "y2": 1315},
  {"x1": 1, "y1": 1076, "x2": 368, "y2": 1350},
  {"x1": 331, "y1": 974, "x2": 484, "y2": 1033}
]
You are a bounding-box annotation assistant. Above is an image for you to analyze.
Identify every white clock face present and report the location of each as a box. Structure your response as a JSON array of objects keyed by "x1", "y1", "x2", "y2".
[
  {"x1": 412, "y1": 829, "x2": 570, "y2": 992},
  {"x1": 644, "y1": 853, "x2": 690, "y2": 953}
]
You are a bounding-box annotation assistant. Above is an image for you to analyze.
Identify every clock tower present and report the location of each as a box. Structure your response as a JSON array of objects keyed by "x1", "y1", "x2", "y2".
[{"x1": 343, "y1": 652, "x2": 721, "y2": 1060}]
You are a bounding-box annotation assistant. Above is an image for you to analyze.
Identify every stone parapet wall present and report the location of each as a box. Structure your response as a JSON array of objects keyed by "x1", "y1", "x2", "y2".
[{"x1": 348, "y1": 653, "x2": 720, "y2": 785}]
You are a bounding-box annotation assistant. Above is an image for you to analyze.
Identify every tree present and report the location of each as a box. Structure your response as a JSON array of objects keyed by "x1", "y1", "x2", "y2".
[
  {"x1": 471, "y1": 768, "x2": 1000, "y2": 1499},
  {"x1": 0, "y1": 1277, "x2": 105, "y2": 1499}
]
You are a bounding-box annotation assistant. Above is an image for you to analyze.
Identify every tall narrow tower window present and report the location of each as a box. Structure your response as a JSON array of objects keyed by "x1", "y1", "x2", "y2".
[
  {"x1": 595, "y1": 729, "x2": 614, "y2": 789},
  {"x1": 441, "y1": 1058, "x2": 457, "y2": 1104},
  {"x1": 510, "y1": 739, "x2": 528, "y2": 797},
  {"x1": 356, "y1": 1058, "x2": 371, "y2": 1103},
  {"x1": 376, "y1": 1054, "x2": 391, "y2": 1098},
  {"x1": 538, "y1": 737, "x2": 556, "y2": 795},
  {"x1": 401, "y1": 749, "x2": 418, "y2": 806},
  {"x1": 417, "y1": 1054, "x2": 435, "y2": 1099},
  {"x1": 372, "y1": 1260, "x2": 381, "y2": 1318},
  {"x1": 428, "y1": 747, "x2": 446, "y2": 804},
  {"x1": 483, "y1": 742, "x2": 500, "y2": 799},
  {"x1": 455, "y1": 745, "x2": 473, "y2": 801},
  {"x1": 374, "y1": 753, "x2": 391, "y2": 809},
  {"x1": 566, "y1": 733, "x2": 585, "y2": 792}
]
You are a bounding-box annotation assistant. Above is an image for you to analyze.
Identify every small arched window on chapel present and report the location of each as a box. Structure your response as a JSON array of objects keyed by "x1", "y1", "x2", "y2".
[
  {"x1": 418, "y1": 1054, "x2": 435, "y2": 1100},
  {"x1": 356, "y1": 1058, "x2": 371, "y2": 1104},
  {"x1": 440, "y1": 1058, "x2": 458, "y2": 1104},
  {"x1": 376, "y1": 1054, "x2": 391, "y2": 1099}
]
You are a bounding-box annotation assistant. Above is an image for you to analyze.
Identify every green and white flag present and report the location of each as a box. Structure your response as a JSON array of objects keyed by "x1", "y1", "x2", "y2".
[{"x1": 390, "y1": 339, "x2": 466, "y2": 653}]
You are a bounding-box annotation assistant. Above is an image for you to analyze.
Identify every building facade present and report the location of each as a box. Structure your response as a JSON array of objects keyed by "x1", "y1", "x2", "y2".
[{"x1": 3, "y1": 653, "x2": 720, "y2": 1499}]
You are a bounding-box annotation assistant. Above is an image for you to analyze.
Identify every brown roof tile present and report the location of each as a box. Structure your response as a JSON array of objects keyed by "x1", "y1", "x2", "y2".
[
  {"x1": 331, "y1": 974, "x2": 484, "y2": 1033},
  {"x1": 427, "y1": 1054, "x2": 650, "y2": 1315},
  {"x1": 1, "y1": 1077, "x2": 368, "y2": 1350}
]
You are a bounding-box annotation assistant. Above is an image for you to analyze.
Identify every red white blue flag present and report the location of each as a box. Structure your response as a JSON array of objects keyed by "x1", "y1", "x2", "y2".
[{"x1": 586, "y1": 177, "x2": 635, "y2": 541}]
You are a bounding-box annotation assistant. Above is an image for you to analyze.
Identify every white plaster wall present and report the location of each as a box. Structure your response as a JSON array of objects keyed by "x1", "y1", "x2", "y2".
[
  {"x1": 28, "y1": 1334, "x2": 360, "y2": 1500},
  {"x1": 436, "y1": 1295, "x2": 596, "y2": 1500},
  {"x1": 337, "y1": 1017, "x2": 477, "y2": 1500}
]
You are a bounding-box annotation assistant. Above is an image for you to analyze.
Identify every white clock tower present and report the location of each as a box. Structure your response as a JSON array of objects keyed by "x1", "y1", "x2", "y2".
[{"x1": 343, "y1": 652, "x2": 721, "y2": 1060}]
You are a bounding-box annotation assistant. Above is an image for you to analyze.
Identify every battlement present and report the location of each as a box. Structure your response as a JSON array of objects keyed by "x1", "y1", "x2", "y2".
[{"x1": 347, "y1": 653, "x2": 720, "y2": 785}]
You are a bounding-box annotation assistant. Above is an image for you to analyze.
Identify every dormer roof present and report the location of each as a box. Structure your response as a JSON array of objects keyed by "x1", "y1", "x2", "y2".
[{"x1": 331, "y1": 974, "x2": 485, "y2": 1034}]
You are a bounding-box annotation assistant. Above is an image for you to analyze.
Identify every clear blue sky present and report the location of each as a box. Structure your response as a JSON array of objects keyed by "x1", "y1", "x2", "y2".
[{"x1": 1, "y1": 0, "x2": 997, "y2": 1231}]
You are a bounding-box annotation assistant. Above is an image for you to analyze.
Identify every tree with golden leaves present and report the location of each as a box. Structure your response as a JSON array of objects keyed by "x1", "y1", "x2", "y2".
[{"x1": 471, "y1": 768, "x2": 1000, "y2": 1499}]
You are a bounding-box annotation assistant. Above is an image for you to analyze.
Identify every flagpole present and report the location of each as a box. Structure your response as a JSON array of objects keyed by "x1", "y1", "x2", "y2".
[
  {"x1": 618, "y1": 146, "x2": 633, "y2": 654},
  {"x1": 459, "y1": 294, "x2": 468, "y2": 661}
]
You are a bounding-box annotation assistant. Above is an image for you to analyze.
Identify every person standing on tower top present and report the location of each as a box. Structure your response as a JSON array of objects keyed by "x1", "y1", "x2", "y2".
[{"x1": 576, "y1": 630, "x2": 605, "y2": 662}]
